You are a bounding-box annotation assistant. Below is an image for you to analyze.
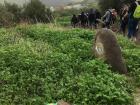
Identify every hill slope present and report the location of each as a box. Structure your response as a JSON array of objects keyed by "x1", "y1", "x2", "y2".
[{"x1": 0, "y1": 24, "x2": 140, "y2": 105}]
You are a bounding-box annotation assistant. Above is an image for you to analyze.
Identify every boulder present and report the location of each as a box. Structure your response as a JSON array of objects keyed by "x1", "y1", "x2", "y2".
[{"x1": 94, "y1": 28, "x2": 127, "y2": 74}]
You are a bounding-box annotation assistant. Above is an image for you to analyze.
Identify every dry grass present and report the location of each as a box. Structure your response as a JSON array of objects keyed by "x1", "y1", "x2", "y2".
[{"x1": 134, "y1": 88, "x2": 140, "y2": 105}]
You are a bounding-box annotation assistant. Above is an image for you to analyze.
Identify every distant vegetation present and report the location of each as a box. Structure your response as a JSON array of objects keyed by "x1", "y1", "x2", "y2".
[
  {"x1": 0, "y1": 0, "x2": 53, "y2": 27},
  {"x1": 98, "y1": 0, "x2": 132, "y2": 12},
  {"x1": 0, "y1": 0, "x2": 134, "y2": 27}
]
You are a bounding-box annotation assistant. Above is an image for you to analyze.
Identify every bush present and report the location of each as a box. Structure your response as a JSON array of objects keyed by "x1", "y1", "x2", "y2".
[
  {"x1": 98, "y1": 0, "x2": 132, "y2": 12},
  {"x1": 0, "y1": 0, "x2": 53, "y2": 27},
  {"x1": 0, "y1": 5, "x2": 15, "y2": 27},
  {"x1": 23, "y1": 0, "x2": 52, "y2": 23},
  {"x1": 5, "y1": 2, "x2": 21, "y2": 23}
]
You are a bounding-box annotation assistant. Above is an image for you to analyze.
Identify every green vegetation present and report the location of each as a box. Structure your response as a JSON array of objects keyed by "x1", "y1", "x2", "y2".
[
  {"x1": 56, "y1": 16, "x2": 71, "y2": 26},
  {"x1": 98, "y1": 0, "x2": 132, "y2": 12},
  {"x1": 0, "y1": 0, "x2": 53, "y2": 27},
  {"x1": 117, "y1": 36, "x2": 140, "y2": 86},
  {"x1": 0, "y1": 24, "x2": 139, "y2": 105}
]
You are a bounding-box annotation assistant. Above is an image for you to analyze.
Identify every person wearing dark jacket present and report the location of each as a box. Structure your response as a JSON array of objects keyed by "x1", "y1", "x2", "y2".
[
  {"x1": 95, "y1": 9, "x2": 101, "y2": 27},
  {"x1": 120, "y1": 5, "x2": 129, "y2": 35},
  {"x1": 79, "y1": 12, "x2": 88, "y2": 28},
  {"x1": 71, "y1": 14, "x2": 79, "y2": 28},
  {"x1": 128, "y1": 0, "x2": 140, "y2": 41},
  {"x1": 88, "y1": 9, "x2": 96, "y2": 29}
]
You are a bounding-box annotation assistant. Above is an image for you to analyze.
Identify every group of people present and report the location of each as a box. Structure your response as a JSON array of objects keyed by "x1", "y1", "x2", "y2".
[
  {"x1": 71, "y1": 8, "x2": 117, "y2": 29},
  {"x1": 71, "y1": 9, "x2": 101, "y2": 28},
  {"x1": 120, "y1": 0, "x2": 140, "y2": 41},
  {"x1": 71, "y1": 0, "x2": 140, "y2": 41}
]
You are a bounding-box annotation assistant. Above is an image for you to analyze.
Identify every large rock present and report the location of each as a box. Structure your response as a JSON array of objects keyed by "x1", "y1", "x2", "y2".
[{"x1": 94, "y1": 28, "x2": 127, "y2": 74}]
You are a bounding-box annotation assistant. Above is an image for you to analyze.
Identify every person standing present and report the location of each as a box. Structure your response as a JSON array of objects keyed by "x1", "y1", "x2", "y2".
[
  {"x1": 120, "y1": 5, "x2": 129, "y2": 36},
  {"x1": 79, "y1": 12, "x2": 88, "y2": 28},
  {"x1": 111, "y1": 9, "x2": 117, "y2": 24},
  {"x1": 102, "y1": 9, "x2": 112, "y2": 29},
  {"x1": 128, "y1": 0, "x2": 140, "y2": 41},
  {"x1": 88, "y1": 9, "x2": 96, "y2": 29},
  {"x1": 71, "y1": 14, "x2": 79, "y2": 28},
  {"x1": 95, "y1": 9, "x2": 101, "y2": 28}
]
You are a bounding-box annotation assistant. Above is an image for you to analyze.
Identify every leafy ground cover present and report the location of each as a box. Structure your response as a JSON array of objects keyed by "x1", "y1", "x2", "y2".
[
  {"x1": 0, "y1": 24, "x2": 139, "y2": 105},
  {"x1": 56, "y1": 16, "x2": 71, "y2": 27}
]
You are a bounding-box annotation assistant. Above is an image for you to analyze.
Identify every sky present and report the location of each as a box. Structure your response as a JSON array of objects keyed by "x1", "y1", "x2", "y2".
[{"x1": 0, "y1": 0, "x2": 84, "y2": 6}]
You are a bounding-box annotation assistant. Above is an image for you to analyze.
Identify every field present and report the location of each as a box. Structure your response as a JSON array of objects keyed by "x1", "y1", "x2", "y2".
[
  {"x1": 0, "y1": 24, "x2": 140, "y2": 105},
  {"x1": 56, "y1": 16, "x2": 71, "y2": 27}
]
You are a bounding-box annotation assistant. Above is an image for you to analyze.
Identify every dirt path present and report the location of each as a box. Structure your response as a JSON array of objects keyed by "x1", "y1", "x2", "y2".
[{"x1": 134, "y1": 88, "x2": 140, "y2": 105}]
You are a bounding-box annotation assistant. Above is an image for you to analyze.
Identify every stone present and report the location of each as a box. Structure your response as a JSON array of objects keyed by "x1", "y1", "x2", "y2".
[{"x1": 94, "y1": 28, "x2": 127, "y2": 74}]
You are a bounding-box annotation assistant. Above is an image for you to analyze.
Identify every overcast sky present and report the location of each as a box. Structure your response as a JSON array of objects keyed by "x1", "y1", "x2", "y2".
[{"x1": 0, "y1": 0, "x2": 84, "y2": 6}]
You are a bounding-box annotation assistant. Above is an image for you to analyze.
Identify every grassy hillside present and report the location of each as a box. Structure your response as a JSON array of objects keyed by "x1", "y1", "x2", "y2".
[{"x1": 0, "y1": 24, "x2": 139, "y2": 105}]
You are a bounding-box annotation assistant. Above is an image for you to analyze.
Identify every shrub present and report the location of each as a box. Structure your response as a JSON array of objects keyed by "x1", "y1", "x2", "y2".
[{"x1": 23, "y1": 0, "x2": 52, "y2": 23}]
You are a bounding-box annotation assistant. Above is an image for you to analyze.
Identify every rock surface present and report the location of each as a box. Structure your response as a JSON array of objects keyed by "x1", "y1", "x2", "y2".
[{"x1": 94, "y1": 28, "x2": 127, "y2": 74}]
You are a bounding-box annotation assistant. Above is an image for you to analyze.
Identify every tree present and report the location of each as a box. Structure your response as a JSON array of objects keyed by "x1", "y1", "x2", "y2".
[
  {"x1": 0, "y1": 3, "x2": 14, "y2": 27},
  {"x1": 4, "y1": 2, "x2": 21, "y2": 23},
  {"x1": 23, "y1": 0, "x2": 52, "y2": 23},
  {"x1": 98, "y1": 0, "x2": 132, "y2": 12}
]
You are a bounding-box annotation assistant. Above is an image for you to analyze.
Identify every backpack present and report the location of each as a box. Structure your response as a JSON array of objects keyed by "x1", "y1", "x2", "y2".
[
  {"x1": 133, "y1": 1, "x2": 140, "y2": 19},
  {"x1": 108, "y1": 10, "x2": 113, "y2": 22}
]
